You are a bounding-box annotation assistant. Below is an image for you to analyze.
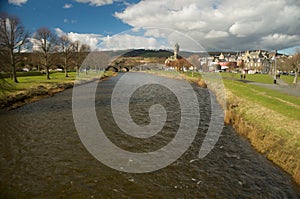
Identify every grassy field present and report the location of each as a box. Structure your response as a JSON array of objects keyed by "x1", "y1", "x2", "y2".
[
  {"x1": 224, "y1": 79, "x2": 300, "y2": 120},
  {"x1": 0, "y1": 70, "x2": 114, "y2": 109},
  {"x1": 2, "y1": 71, "x2": 111, "y2": 94},
  {"x1": 280, "y1": 75, "x2": 296, "y2": 85},
  {"x1": 5, "y1": 72, "x2": 77, "y2": 93},
  {"x1": 220, "y1": 72, "x2": 274, "y2": 84}
]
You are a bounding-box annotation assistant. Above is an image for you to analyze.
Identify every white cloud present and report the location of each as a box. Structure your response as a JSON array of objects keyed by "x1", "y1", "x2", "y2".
[
  {"x1": 8, "y1": 0, "x2": 27, "y2": 6},
  {"x1": 205, "y1": 30, "x2": 229, "y2": 39},
  {"x1": 75, "y1": 0, "x2": 114, "y2": 6},
  {"x1": 100, "y1": 33, "x2": 163, "y2": 50},
  {"x1": 29, "y1": 38, "x2": 40, "y2": 51},
  {"x1": 261, "y1": 34, "x2": 300, "y2": 50},
  {"x1": 115, "y1": 0, "x2": 300, "y2": 51},
  {"x1": 63, "y1": 3, "x2": 73, "y2": 9},
  {"x1": 54, "y1": 28, "x2": 102, "y2": 50}
]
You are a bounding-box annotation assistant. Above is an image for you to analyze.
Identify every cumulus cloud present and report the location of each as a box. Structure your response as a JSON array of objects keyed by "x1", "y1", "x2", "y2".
[
  {"x1": 115, "y1": 0, "x2": 300, "y2": 51},
  {"x1": 55, "y1": 28, "x2": 102, "y2": 50},
  {"x1": 100, "y1": 33, "x2": 163, "y2": 50},
  {"x1": 205, "y1": 30, "x2": 229, "y2": 39},
  {"x1": 8, "y1": 0, "x2": 27, "y2": 6},
  {"x1": 63, "y1": 3, "x2": 73, "y2": 9},
  {"x1": 75, "y1": 0, "x2": 114, "y2": 6},
  {"x1": 53, "y1": 28, "x2": 169, "y2": 51}
]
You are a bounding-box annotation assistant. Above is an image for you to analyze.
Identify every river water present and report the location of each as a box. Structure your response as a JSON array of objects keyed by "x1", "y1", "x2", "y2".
[{"x1": 0, "y1": 73, "x2": 299, "y2": 198}]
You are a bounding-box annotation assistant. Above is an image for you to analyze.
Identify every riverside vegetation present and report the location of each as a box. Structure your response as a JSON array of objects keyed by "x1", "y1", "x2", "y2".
[
  {"x1": 146, "y1": 70, "x2": 300, "y2": 185},
  {"x1": 0, "y1": 71, "x2": 115, "y2": 110}
]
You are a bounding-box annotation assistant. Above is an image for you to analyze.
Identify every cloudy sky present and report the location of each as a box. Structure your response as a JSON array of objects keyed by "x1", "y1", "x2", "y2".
[{"x1": 1, "y1": 0, "x2": 300, "y2": 53}]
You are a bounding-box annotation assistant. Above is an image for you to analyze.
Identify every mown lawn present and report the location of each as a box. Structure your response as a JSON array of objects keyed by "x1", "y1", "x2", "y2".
[
  {"x1": 224, "y1": 79, "x2": 300, "y2": 121},
  {"x1": 220, "y1": 72, "x2": 274, "y2": 84},
  {"x1": 4, "y1": 72, "x2": 76, "y2": 93},
  {"x1": 280, "y1": 75, "x2": 296, "y2": 85},
  {"x1": 2, "y1": 71, "x2": 108, "y2": 95}
]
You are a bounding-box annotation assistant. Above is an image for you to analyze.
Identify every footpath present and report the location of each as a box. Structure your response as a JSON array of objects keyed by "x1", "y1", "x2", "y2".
[{"x1": 238, "y1": 78, "x2": 300, "y2": 98}]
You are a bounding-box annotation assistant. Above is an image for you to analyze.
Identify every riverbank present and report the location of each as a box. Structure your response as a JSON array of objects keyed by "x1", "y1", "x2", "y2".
[
  {"x1": 224, "y1": 79, "x2": 300, "y2": 185},
  {"x1": 145, "y1": 70, "x2": 300, "y2": 185},
  {"x1": 0, "y1": 71, "x2": 115, "y2": 110}
]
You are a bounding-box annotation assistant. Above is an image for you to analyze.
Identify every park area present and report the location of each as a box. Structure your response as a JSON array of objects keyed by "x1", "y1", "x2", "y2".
[{"x1": 0, "y1": 71, "x2": 113, "y2": 109}]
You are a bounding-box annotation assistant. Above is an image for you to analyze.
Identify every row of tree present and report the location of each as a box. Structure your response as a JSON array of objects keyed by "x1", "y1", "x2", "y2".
[{"x1": 0, "y1": 12, "x2": 91, "y2": 83}]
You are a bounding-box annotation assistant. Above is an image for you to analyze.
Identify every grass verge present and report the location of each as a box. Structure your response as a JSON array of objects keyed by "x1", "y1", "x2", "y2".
[{"x1": 223, "y1": 78, "x2": 300, "y2": 185}]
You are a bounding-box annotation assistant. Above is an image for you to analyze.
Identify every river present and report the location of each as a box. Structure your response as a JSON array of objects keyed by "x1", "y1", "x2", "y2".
[{"x1": 0, "y1": 72, "x2": 299, "y2": 198}]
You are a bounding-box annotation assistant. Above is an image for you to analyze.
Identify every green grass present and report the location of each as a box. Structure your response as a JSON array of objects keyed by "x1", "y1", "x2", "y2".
[
  {"x1": 224, "y1": 79, "x2": 300, "y2": 120},
  {"x1": 280, "y1": 75, "x2": 296, "y2": 85},
  {"x1": 220, "y1": 72, "x2": 274, "y2": 84},
  {"x1": 5, "y1": 72, "x2": 76, "y2": 93},
  {"x1": 2, "y1": 71, "x2": 108, "y2": 95}
]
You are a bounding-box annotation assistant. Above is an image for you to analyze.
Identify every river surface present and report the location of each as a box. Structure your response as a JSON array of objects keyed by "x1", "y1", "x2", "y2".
[{"x1": 0, "y1": 72, "x2": 299, "y2": 198}]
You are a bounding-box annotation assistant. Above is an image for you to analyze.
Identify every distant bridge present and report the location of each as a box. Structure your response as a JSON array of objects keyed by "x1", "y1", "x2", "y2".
[{"x1": 105, "y1": 63, "x2": 165, "y2": 72}]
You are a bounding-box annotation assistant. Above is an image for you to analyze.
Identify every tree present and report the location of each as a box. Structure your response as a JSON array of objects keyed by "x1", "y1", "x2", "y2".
[
  {"x1": 0, "y1": 12, "x2": 29, "y2": 83},
  {"x1": 34, "y1": 27, "x2": 56, "y2": 80},
  {"x1": 58, "y1": 35, "x2": 75, "y2": 77},
  {"x1": 187, "y1": 54, "x2": 200, "y2": 76},
  {"x1": 285, "y1": 51, "x2": 300, "y2": 85},
  {"x1": 73, "y1": 41, "x2": 90, "y2": 75}
]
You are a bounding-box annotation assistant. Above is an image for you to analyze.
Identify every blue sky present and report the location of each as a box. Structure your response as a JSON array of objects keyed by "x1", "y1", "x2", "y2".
[
  {"x1": 0, "y1": 0, "x2": 138, "y2": 35},
  {"x1": 1, "y1": 0, "x2": 300, "y2": 53}
]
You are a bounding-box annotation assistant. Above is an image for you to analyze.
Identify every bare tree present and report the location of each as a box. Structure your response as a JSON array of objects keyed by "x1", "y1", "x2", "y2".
[
  {"x1": 285, "y1": 51, "x2": 300, "y2": 85},
  {"x1": 73, "y1": 41, "x2": 90, "y2": 75},
  {"x1": 34, "y1": 27, "x2": 57, "y2": 80},
  {"x1": 0, "y1": 12, "x2": 29, "y2": 83},
  {"x1": 58, "y1": 35, "x2": 75, "y2": 77},
  {"x1": 187, "y1": 54, "x2": 200, "y2": 76}
]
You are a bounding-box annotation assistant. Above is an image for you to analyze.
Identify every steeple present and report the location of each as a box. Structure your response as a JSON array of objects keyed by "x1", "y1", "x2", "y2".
[{"x1": 174, "y1": 43, "x2": 179, "y2": 59}]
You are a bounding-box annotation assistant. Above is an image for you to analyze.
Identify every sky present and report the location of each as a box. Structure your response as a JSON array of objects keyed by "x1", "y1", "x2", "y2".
[{"x1": 1, "y1": 0, "x2": 300, "y2": 54}]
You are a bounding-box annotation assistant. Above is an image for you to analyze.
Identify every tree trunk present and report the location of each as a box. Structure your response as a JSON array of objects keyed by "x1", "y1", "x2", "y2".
[
  {"x1": 293, "y1": 73, "x2": 298, "y2": 84},
  {"x1": 75, "y1": 65, "x2": 79, "y2": 76},
  {"x1": 64, "y1": 58, "x2": 68, "y2": 77},
  {"x1": 12, "y1": 65, "x2": 18, "y2": 83},
  {"x1": 46, "y1": 67, "x2": 50, "y2": 80},
  {"x1": 65, "y1": 68, "x2": 68, "y2": 77},
  {"x1": 11, "y1": 51, "x2": 18, "y2": 83}
]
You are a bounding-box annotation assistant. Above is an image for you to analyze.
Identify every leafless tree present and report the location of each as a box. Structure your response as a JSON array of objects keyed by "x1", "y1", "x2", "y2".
[
  {"x1": 0, "y1": 12, "x2": 29, "y2": 83},
  {"x1": 285, "y1": 50, "x2": 300, "y2": 85},
  {"x1": 187, "y1": 54, "x2": 200, "y2": 76},
  {"x1": 34, "y1": 27, "x2": 57, "y2": 80},
  {"x1": 73, "y1": 41, "x2": 90, "y2": 75},
  {"x1": 58, "y1": 35, "x2": 75, "y2": 77}
]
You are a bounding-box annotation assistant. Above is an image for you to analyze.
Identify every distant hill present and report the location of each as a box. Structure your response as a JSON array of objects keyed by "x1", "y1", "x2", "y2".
[{"x1": 122, "y1": 49, "x2": 173, "y2": 58}]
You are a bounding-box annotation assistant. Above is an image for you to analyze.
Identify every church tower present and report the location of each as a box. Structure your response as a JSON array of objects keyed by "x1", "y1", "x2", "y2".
[{"x1": 174, "y1": 43, "x2": 179, "y2": 59}]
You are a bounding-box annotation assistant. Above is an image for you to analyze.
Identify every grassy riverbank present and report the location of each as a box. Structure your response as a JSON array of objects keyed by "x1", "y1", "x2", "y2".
[
  {"x1": 224, "y1": 79, "x2": 300, "y2": 185},
  {"x1": 146, "y1": 70, "x2": 300, "y2": 185},
  {"x1": 0, "y1": 71, "x2": 114, "y2": 110}
]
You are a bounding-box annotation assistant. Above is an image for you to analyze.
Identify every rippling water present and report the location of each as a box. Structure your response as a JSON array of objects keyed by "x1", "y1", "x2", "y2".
[{"x1": 0, "y1": 73, "x2": 299, "y2": 198}]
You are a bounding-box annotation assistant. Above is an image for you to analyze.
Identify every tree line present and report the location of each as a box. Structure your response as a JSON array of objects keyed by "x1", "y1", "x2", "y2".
[{"x1": 0, "y1": 12, "x2": 91, "y2": 83}]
